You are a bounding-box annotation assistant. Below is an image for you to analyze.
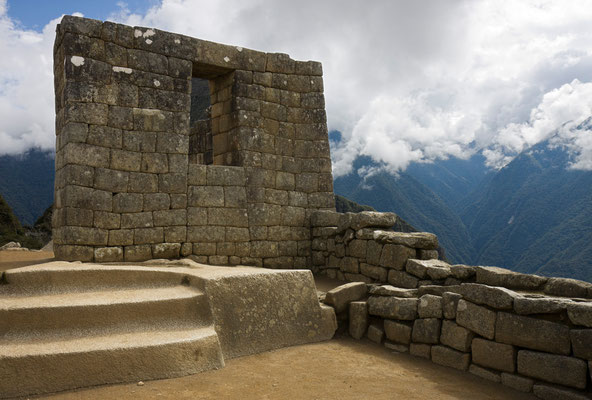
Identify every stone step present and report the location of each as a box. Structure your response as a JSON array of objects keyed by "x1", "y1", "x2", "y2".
[
  {"x1": 0, "y1": 285, "x2": 211, "y2": 338},
  {"x1": 0, "y1": 263, "x2": 191, "y2": 294},
  {"x1": 0, "y1": 327, "x2": 225, "y2": 398}
]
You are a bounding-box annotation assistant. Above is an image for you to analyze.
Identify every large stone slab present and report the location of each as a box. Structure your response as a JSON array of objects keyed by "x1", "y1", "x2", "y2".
[
  {"x1": 475, "y1": 266, "x2": 547, "y2": 290},
  {"x1": 442, "y1": 292, "x2": 462, "y2": 319},
  {"x1": 431, "y1": 345, "x2": 470, "y2": 371},
  {"x1": 517, "y1": 350, "x2": 587, "y2": 389},
  {"x1": 455, "y1": 299, "x2": 496, "y2": 340},
  {"x1": 367, "y1": 296, "x2": 418, "y2": 320},
  {"x1": 513, "y1": 295, "x2": 572, "y2": 315},
  {"x1": 411, "y1": 318, "x2": 441, "y2": 344},
  {"x1": 368, "y1": 285, "x2": 418, "y2": 298},
  {"x1": 457, "y1": 283, "x2": 519, "y2": 310},
  {"x1": 471, "y1": 338, "x2": 515, "y2": 372},
  {"x1": 567, "y1": 302, "x2": 592, "y2": 327},
  {"x1": 406, "y1": 259, "x2": 451, "y2": 280},
  {"x1": 544, "y1": 278, "x2": 592, "y2": 299},
  {"x1": 418, "y1": 294, "x2": 442, "y2": 318},
  {"x1": 495, "y1": 312, "x2": 570, "y2": 355},
  {"x1": 350, "y1": 211, "x2": 397, "y2": 230},
  {"x1": 373, "y1": 231, "x2": 438, "y2": 250},
  {"x1": 348, "y1": 301, "x2": 368, "y2": 340},
  {"x1": 570, "y1": 329, "x2": 592, "y2": 360},
  {"x1": 384, "y1": 320, "x2": 412, "y2": 345},
  {"x1": 323, "y1": 282, "x2": 367, "y2": 314}
]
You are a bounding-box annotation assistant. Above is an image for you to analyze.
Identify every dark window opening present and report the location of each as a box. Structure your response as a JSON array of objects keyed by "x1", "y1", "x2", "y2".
[{"x1": 189, "y1": 77, "x2": 213, "y2": 165}]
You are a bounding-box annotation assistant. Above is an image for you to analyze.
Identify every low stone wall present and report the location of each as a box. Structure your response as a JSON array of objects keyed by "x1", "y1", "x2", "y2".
[{"x1": 318, "y1": 213, "x2": 592, "y2": 399}]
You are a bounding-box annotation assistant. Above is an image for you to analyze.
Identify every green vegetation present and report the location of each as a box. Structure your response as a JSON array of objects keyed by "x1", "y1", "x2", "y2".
[{"x1": 0, "y1": 194, "x2": 44, "y2": 249}]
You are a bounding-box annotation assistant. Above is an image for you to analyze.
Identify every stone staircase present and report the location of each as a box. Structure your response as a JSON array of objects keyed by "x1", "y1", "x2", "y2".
[{"x1": 0, "y1": 264, "x2": 225, "y2": 398}]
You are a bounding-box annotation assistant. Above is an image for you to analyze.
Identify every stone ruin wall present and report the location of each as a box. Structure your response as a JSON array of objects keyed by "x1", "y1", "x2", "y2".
[
  {"x1": 53, "y1": 15, "x2": 334, "y2": 267},
  {"x1": 312, "y1": 209, "x2": 592, "y2": 399}
]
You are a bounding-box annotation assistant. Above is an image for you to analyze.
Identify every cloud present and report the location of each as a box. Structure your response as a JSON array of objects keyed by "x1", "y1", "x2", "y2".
[{"x1": 2, "y1": 0, "x2": 592, "y2": 176}]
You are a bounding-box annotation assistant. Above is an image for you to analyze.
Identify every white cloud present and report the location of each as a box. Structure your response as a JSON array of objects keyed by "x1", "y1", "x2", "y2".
[{"x1": 2, "y1": 0, "x2": 592, "y2": 175}]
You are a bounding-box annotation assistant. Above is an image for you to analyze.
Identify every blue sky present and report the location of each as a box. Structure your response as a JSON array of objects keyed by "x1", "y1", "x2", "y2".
[
  {"x1": 1, "y1": 0, "x2": 592, "y2": 176},
  {"x1": 5, "y1": 0, "x2": 157, "y2": 30}
]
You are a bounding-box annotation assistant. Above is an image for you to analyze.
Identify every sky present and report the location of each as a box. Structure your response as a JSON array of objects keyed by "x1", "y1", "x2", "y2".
[{"x1": 1, "y1": 0, "x2": 592, "y2": 177}]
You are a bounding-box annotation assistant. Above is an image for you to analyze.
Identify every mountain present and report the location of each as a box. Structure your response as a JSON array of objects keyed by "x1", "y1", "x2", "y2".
[
  {"x1": 334, "y1": 156, "x2": 474, "y2": 264},
  {"x1": 0, "y1": 149, "x2": 55, "y2": 226},
  {"x1": 459, "y1": 130, "x2": 592, "y2": 281},
  {"x1": 0, "y1": 193, "x2": 47, "y2": 249}
]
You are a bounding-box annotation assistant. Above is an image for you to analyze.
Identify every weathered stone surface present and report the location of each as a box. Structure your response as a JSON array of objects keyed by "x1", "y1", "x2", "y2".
[
  {"x1": 409, "y1": 343, "x2": 431, "y2": 359},
  {"x1": 367, "y1": 285, "x2": 418, "y2": 298},
  {"x1": 387, "y1": 270, "x2": 419, "y2": 289},
  {"x1": 339, "y1": 257, "x2": 359, "y2": 274},
  {"x1": 570, "y1": 329, "x2": 592, "y2": 360},
  {"x1": 152, "y1": 243, "x2": 181, "y2": 259},
  {"x1": 367, "y1": 323, "x2": 384, "y2": 344},
  {"x1": 384, "y1": 342, "x2": 408, "y2": 353},
  {"x1": 379, "y1": 244, "x2": 416, "y2": 270},
  {"x1": 517, "y1": 350, "x2": 587, "y2": 389},
  {"x1": 442, "y1": 292, "x2": 462, "y2": 319},
  {"x1": 500, "y1": 373, "x2": 534, "y2": 393},
  {"x1": 373, "y1": 231, "x2": 438, "y2": 250},
  {"x1": 94, "y1": 246, "x2": 123, "y2": 262},
  {"x1": 406, "y1": 259, "x2": 451, "y2": 280},
  {"x1": 412, "y1": 318, "x2": 441, "y2": 344},
  {"x1": 475, "y1": 266, "x2": 547, "y2": 290},
  {"x1": 469, "y1": 365, "x2": 501, "y2": 383},
  {"x1": 431, "y1": 345, "x2": 469, "y2": 371},
  {"x1": 367, "y1": 296, "x2": 418, "y2": 320},
  {"x1": 514, "y1": 296, "x2": 572, "y2": 315},
  {"x1": 323, "y1": 282, "x2": 367, "y2": 314},
  {"x1": 545, "y1": 278, "x2": 592, "y2": 298},
  {"x1": 567, "y1": 302, "x2": 592, "y2": 327},
  {"x1": 360, "y1": 263, "x2": 387, "y2": 282},
  {"x1": 495, "y1": 312, "x2": 571, "y2": 355},
  {"x1": 350, "y1": 211, "x2": 397, "y2": 230},
  {"x1": 449, "y1": 264, "x2": 476, "y2": 280},
  {"x1": 417, "y1": 285, "x2": 460, "y2": 297},
  {"x1": 418, "y1": 294, "x2": 442, "y2": 318},
  {"x1": 457, "y1": 283, "x2": 520, "y2": 310},
  {"x1": 348, "y1": 301, "x2": 367, "y2": 339},
  {"x1": 471, "y1": 338, "x2": 515, "y2": 372},
  {"x1": 384, "y1": 320, "x2": 412, "y2": 345},
  {"x1": 417, "y1": 249, "x2": 438, "y2": 260},
  {"x1": 456, "y1": 299, "x2": 496, "y2": 339},
  {"x1": 439, "y1": 320, "x2": 473, "y2": 352},
  {"x1": 532, "y1": 384, "x2": 590, "y2": 400},
  {"x1": 347, "y1": 239, "x2": 367, "y2": 258}
]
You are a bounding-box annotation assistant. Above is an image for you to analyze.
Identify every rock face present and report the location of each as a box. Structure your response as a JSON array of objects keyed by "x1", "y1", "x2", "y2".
[{"x1": 323, "y1": 282, "x2": 366, "y2": 314}]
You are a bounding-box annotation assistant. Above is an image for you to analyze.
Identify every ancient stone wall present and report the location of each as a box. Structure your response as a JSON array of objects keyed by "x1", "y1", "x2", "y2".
[{"x1": 53, "y1": 15, "x2": 334, "y2": 266}]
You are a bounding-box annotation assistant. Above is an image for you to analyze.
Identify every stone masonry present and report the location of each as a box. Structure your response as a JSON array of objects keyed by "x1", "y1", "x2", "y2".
[{"x1": 53, "y1": 16, "x2": 334, "y2": 267}]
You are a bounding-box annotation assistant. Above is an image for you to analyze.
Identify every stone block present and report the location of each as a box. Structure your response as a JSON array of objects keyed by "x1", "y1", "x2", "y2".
[
  {"x1": 384, "y1": 320, "x2": 412, "y2": 345},
  {"x1": 153, "y1": 209, "x2": 186, "y2": 227},
  {"x1": 124, "y1": 244, "x2": 152, "y2": 261},
  {"x1": 350, "y1": 212, "x2": 397, "y2": 230},
  {"x1": 417, "y1": 249, "x2": 439, "y2": 260},
  {"x1": 570, "y1": 329, "x2": 592, "y2": 360},
  {"x1": 431, "y1": 345, "x2": 469, "y2": 371},
  {"x1": 412, "y1": 318, "x2": 441, "y2": 344},
  {"x1": 418, "y1": 294, "x2": 442, "y2": 318},
  {"x1": 188, "y1": 186, "x2": 225, "y2": 207},
  {"x1": 367, "y1": 296, "x2": 418, "y2": 320},
  {"x1": 500, "y1": 373, "x2": 534, "y2": 393},
  {"x1": 62, "y1": 142, "x2": 110, "y2": 169},
  {"x1": 339, "y1": 257, "x2": 359, "y2": 274},
  {"x1": 113, "y1": 193, "x2": 143, "y2": 213},
  {"x1": 567, "y1": 302, "x2": 592, "y2": 327},
  {"x1": 440, "y1": 320, "x2": 473, "y2": 352},
  {"x1": 409, "y1": 343, "x2": 431, "y2": 359},
  {"x1": 323, "y1": 282, "x2": 367, "y2": 314},
  {"x1": 442, "y1": 292, "x2": 462, "y2": 319},
  {"x1": 128, "y1": 172, "x2": 158, "y2": 193},
  {"x1": 187, "y1": 164, "x2": 207, "y2": 185},
  {"x1": 94, "y1": 247, "x2": 123, "y2": 262},
  {"x1": 373, "y1": 231, "x2": 438, "y2": 250},
  {"x1": 517, "y1": 350, "x2": 587, "y2": 389},
  {"x1": 310, "y1": 210, "x2": 340, "y2": 227},
  {"x1": 143, "y1": 193, "x2": 170, "y2": 211},
  {"x1": 93, "y1": 211, "x2": 120, "y2": 229},
  {"x1": 514, "y1": 296, "x2": 571, "y2": 315},
  {"x1": 365, "y1": 240, "x2": 382, "y2": 265},
  {"x1": 471, "y1": 338, "x2": 515, "y2": 372},
  {"x1": 152, "y1": 243, "x2": 181, "y2": 259},
  {"x1": 387, "y1": 270, "x2": 419, "y2": 289},
  {"x1": 544, "y1": 277, "x2": 592, "y2": 298},
  {"x1": 406, "y1": 259, "x2": 451, "y2": 280},
  {"x1": 187, "y1": 226, "x2": 225, "y2": 243},
  {"x1": 134, "y1": 227, "x2": 163, "y2": 244},
  {"x1": 360, "y1": 263, "x2": 388, "y2": 282},
  {"x1": 379, "y1": 244, "x2": 416, "y2": 270},
  {"x1": 108, "y1": 229, "x2": 134, "y2": 246},
  {"x1": 469, "y1": 365, "x2": 501, "y2": 383},
  {"x1": 121, "y1": 212, "x2": 153, "y2": 228},
  {"x1": 495, "y1": 312, "x2": 570, "y2": 355},
  {"x1": 94, "y1": 168, "x2": 129, "y2": 192},
  {"x1": 348, "y1": 301, "x2": 368, "y2": 340},
  {"x1": 368, "y1": 285, "x2": 418, "y2": 298},
  {"x1": 170, "y1": 194, "x2": 187, "y2": 209},
  {"x1": 367, "y1": 323, "x2": 384, "y2": 344},
  {"x1": 133, "y1": 108, "x2": 173, "y2": 132},
  {"x1": 140, "y1": 153, "x2": 168, "y2": 173},
  {"x1": 449, "y1": 264, "x2": 476, "y2": 280},
  {"x1": 347, "y1": 239, "x2": 367, "y2": 258},
  {"x1": 456, "y1": 299, "x2": 496, "y2": 340},
  {"x1": 111, "y1": 149, "x2": 141, "y2": 172},
  {"x1": 56, "y1": 226, "x2": 108, "y2": 246},
  {"x1": 384, "y1": 342, "x2": 408, "y2": 353},
  {"x1": 87, "y1": 125, "x2": 122, "y2": 148},
  {"x1": 158, "y1": 173, "x2": 186, "y2": 194},
  {"x1": 457, "y1": 283, "x2": 519, "y2": 310},
  {"x1": 164, "y1": 226, "x2": 186, "y2": 243},
  {"x1": 53, "y1": 244, "x2": 94, "y2": 262},
  {"x1": 475, "y1": 266, "x2": 547, "y2": 290}
]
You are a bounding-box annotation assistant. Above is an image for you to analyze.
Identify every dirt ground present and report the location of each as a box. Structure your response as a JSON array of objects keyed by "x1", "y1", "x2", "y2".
[{"x1": 3, "y1": 251, "x2": 535, "y2": 400}]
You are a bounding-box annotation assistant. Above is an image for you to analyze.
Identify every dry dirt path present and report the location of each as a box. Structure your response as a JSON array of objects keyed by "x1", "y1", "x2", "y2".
[{"x1": 2, "y1": 251, "x2": 534, "y2": 400}]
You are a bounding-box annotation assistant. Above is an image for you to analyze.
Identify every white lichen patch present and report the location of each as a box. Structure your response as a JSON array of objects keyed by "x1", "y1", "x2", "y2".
[
  {"x1": 134, "y1": 29, "x2": 143, "y2": 38},
  {"x1": 70, "y1": 56, "x2": 85, "y2": 67},
  {"x1": 174, "y1": 39, "x2": 181, "y2": 44},
  {"x1": 223, "y1": 56, "x2": 230, "y2": 63},
  {"x1": 249, "y1": 58, "x2": 253, "y2": 63},
  {"x1": 236, "y1": 46, "x2": 243, "y2": 52},
  {"x1": 113, "y1": 66, "x2": 133, "y2": 74},
  {"x1": 153, "y1": 79, "x2": 161, "y2": 87},
  {"x1": 145, "y1": 39, "x2": 153, "y2": 45},
  {"x1": 143, "y1": 29, "x2": 155, "y2": 38}
]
